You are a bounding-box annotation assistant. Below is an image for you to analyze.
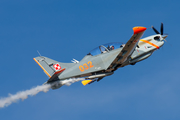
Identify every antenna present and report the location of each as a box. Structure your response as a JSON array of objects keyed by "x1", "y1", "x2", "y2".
[
  {"x1": 71, "y1": 58, "x2": 79, "y2": 63},
  {"x1": 37, "y1": 50, "x2": 42, "y2": 56}
]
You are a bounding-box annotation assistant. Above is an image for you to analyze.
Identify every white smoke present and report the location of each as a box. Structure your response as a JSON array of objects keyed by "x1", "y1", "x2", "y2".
[
  {"x1": 59, "y1": 78, "x2": 85, "y2": 86},
  {"x1": 0, "y1": 78, "x2": 84, "y2": 108}
]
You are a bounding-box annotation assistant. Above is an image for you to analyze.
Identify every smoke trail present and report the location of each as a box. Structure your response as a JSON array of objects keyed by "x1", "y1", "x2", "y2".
[
  {"x1": 59, "y1": 78, "x2": 85, "y2": 86},
  {"x1": 0, "y1": 78, "x2": 84, "y2": 108},
  {"x1": 0, "y1": 84, "x2": 51, "y2": 108}
]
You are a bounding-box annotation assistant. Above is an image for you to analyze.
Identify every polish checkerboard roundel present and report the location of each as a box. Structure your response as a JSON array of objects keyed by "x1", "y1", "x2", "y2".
[{"x1": 53, "y1": 63, "x2": 61, "y2": 71}]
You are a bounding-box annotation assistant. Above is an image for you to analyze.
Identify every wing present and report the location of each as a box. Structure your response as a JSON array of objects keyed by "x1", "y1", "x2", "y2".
[{"x1": 108, "y1": 26, "x2": 147, "y2": 70}]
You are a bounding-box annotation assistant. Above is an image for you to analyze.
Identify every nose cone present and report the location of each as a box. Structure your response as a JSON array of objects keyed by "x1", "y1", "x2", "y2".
[{"x1": 162, "y1": 34, "x2": 168, "y2": 39}]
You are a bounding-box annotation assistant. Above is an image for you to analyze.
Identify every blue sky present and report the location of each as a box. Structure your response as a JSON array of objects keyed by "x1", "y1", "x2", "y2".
[{"x1": 0, "y1": 0, "x2": 180, "y2": 120}]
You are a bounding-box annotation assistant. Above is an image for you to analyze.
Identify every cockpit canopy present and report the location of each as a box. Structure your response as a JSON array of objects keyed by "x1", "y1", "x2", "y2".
[{"x1": 87, "y1": 42, "x2": 125, "y2": 56}]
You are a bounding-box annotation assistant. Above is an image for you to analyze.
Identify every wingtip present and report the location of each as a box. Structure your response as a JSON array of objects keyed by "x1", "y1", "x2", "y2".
[{"x1": 133, "y1": 26, "x2": 147, "y2": 34}]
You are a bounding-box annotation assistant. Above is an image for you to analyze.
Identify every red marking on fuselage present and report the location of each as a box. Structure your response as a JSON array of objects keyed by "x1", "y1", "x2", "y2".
[{"x1": 53, "y1": 63, "x2": 61, "y2": 71}]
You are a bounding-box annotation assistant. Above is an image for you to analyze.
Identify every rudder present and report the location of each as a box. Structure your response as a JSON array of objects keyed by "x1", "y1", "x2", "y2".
[{"x1": 33, "y1": 56, "x2": 55, "y2": 78}]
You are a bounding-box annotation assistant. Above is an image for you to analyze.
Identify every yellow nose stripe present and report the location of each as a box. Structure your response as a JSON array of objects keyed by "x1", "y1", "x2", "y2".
[{"x1": 140, "y1": 39, "x2": 159, "y2": 49}]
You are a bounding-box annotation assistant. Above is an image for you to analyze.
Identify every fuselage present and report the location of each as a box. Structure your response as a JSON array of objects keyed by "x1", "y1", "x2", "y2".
[
  {"x1": 58, "y1": 34, "x2": 166, "y2": 81},
  {"x1": 51, "y1": 34, "x2": 167, "y2": 89}
]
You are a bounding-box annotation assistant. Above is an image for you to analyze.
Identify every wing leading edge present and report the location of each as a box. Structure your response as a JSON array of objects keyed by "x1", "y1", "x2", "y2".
[{"x1": 108, "y1": 26, "x2": 147, "y2": 70}]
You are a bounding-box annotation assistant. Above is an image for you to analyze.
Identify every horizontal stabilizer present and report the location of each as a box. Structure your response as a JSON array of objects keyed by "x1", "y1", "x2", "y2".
[
  {"x1": 47, "y1": 68, "x2": 66, "y2": 83},
  {"x1": 81, "y1": 80, "x2": 93, "y2": 86}
]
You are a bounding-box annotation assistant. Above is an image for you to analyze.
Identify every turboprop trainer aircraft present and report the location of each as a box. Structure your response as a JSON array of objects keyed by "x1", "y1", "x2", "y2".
[{"x1": 33, "y1": 23, "x2": 168, "y2": 89}]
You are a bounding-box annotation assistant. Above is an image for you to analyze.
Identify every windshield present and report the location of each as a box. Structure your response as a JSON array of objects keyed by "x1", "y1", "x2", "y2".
[{"x1": 87, "y1": 42, "x2": 125, "y2": 56}]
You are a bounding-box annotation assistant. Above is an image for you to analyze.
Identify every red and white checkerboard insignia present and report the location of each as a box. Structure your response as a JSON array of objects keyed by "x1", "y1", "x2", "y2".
[{"x1": 53, "y1": 63, "x2": 61, "y2": 71}]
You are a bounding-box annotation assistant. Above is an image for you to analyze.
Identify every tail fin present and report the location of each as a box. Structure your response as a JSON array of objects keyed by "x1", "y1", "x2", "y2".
[
  {"x1": 33, "y1": 56, "x2": 74, "y2": 78},
  {"x1": 33, "y1": 57, "x2": 53, "y2": 78}
]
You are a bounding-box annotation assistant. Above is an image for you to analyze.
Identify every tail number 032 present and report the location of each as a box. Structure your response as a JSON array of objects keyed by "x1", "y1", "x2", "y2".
[{"x1": 79, "y1": 61, "x2": 94, "y2": 72}]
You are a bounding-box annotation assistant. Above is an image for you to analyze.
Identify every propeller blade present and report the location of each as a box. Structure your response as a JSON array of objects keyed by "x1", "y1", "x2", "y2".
[
  {"x1": 164, "y1": 39, "x2": 172, "y2": 46},
  {"x1": 161, "y1": 23, "x2": 163, "y2": 35},
  {"x1": 152, "y1": 26, "x2": 160, "y2": 34}
]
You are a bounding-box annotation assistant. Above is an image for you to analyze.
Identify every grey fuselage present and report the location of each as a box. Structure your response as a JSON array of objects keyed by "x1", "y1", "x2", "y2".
[{"x1": 58, "y1": 34, "x2": 165, "y2": 80}]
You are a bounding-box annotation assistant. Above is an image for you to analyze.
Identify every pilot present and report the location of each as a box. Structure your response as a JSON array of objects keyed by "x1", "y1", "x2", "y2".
[
  {"x1": 120, "y1": 44, "x2": 125, "y2": 48},
  {"x1": 110, "y1": 45, "x2": 114, "y2": 50}
]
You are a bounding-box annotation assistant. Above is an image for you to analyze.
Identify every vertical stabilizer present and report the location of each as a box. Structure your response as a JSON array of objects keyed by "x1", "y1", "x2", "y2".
[
  {"x1": 33, "y1": 57, "x2": 54, "y2": 77},
  {"x1": 33, "y1": 56, "x2": 75, "y2": 78}
]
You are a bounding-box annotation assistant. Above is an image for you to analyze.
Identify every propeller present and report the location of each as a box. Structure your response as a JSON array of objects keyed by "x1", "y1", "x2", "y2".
[
  {"x1": 152, "y1": 26, "x2": 160, "y2": 34},
  {"x1": 164, "y1": 39, "x2": 172, "y2": 46},
  {"x1": 152, "y1": 23, "x2": 171, "y2": 46},
  {"x1": 152, "y1": 22, "x2": 164, "y2": 35},
  {"x1": 160, "y1": 23, "x2": 163, "y2": 35}
]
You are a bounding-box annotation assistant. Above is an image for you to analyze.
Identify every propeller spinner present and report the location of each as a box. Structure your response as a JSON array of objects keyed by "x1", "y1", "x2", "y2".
[{"x1": 152, "y1": 23, "x2": 170, "y2": 45}]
